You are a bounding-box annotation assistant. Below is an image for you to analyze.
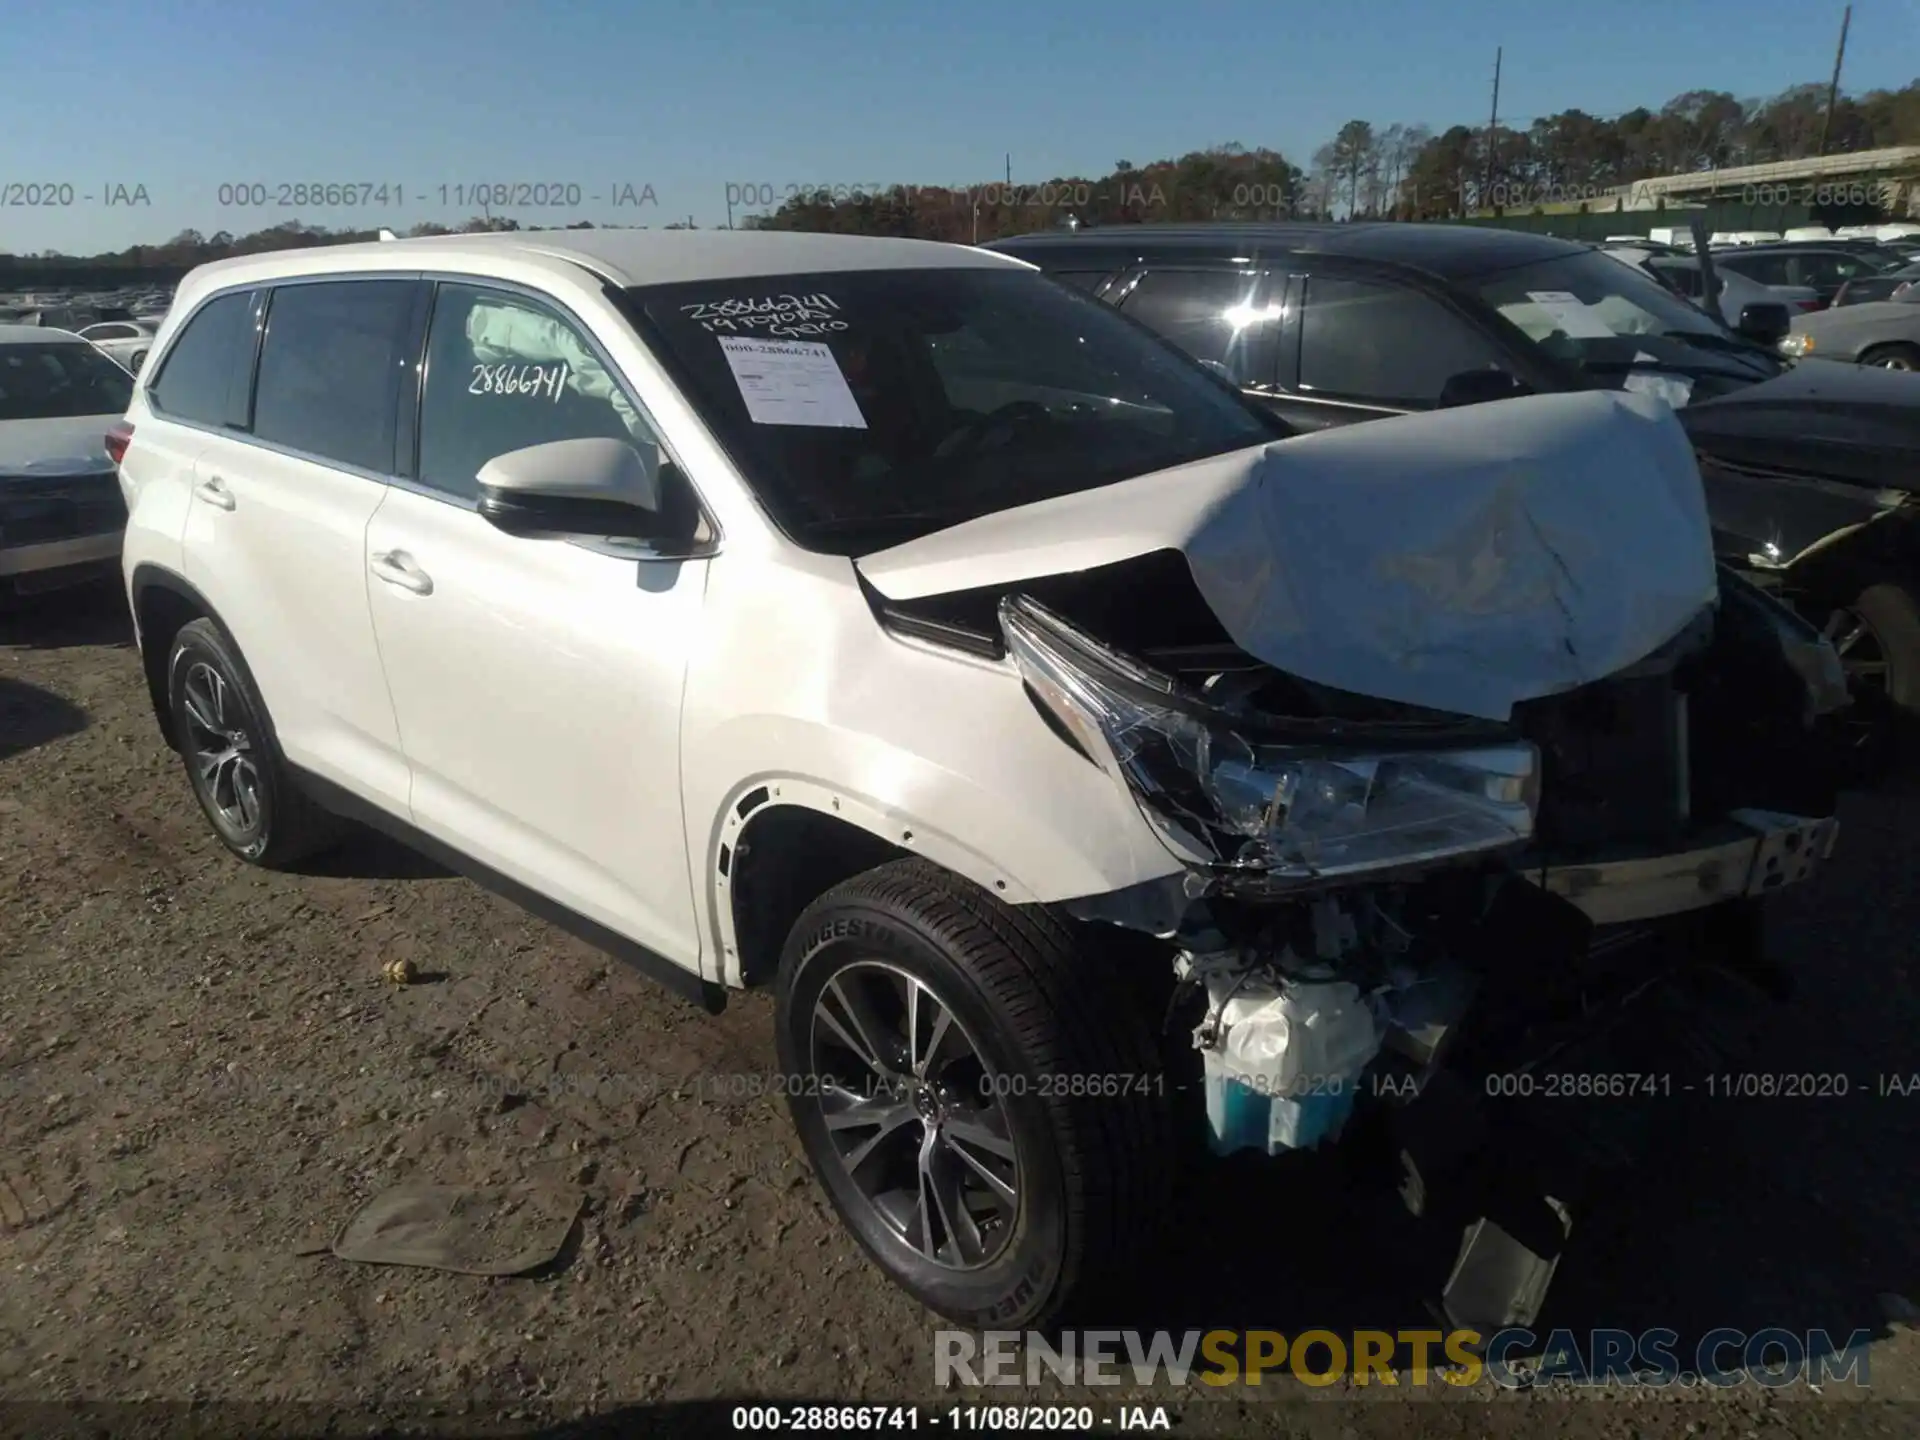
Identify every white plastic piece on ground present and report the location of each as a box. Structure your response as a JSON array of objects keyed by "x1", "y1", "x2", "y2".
[
  {"x1": 857, "y1": 390, "x2": 1719, "y2": 722},
  {"x1": 1200, "y1": 975, "x2": 1380, "y2": 1155}
]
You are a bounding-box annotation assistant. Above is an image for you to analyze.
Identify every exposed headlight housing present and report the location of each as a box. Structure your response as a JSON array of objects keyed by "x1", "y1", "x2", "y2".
[{"x1": 1000, "y1": 595, "x2": 1539, "y2": 889}]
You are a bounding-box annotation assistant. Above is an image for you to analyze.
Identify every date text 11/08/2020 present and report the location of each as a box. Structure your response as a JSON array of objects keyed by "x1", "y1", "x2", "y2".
[
  {"x1": 211, "y1": 182, "x2": 660, "y2": 209},
  {"x1": 729, "y1": 1405, "x2": 1172, "y2": 1431}
]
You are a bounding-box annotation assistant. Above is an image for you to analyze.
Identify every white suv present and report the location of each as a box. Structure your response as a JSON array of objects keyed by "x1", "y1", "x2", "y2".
[{"x1": 116, "y1": 230, "x2": 1847, "y2": 1329}]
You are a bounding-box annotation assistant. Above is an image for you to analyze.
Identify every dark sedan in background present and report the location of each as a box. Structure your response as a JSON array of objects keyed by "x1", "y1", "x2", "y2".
[{"x1": 986, "y1": 222, "x2": 1920, "y2": 731}]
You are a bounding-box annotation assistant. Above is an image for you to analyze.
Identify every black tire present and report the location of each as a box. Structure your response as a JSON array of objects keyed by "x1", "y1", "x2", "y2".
[
  {"x1": 165, "y1": 616, "x2": 343, "y2": 867},
  {"x1": 775, "y1": 857, "x2": 1174, "y2": 1328},
  {"x1": 1859, "y1": 343, "x2": 1919, "y2": 372},
  {"x1": 129, "y1": 349, "x2": 148, "y2": 373}
]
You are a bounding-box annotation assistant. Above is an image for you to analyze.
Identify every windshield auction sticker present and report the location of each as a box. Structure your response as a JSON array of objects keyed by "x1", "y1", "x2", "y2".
[
  {"x1": 1524, "y1": 290, "x2": 1617, "y2": 339},
  {"x1": 717, "y1": 336, "x2": 868, "y2": 428}
]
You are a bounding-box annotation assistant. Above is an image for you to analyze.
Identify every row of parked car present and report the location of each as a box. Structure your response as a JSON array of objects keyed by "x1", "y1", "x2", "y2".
[{"x1": 0, "y1": 221, "x2": 1896, "y2": 1336}]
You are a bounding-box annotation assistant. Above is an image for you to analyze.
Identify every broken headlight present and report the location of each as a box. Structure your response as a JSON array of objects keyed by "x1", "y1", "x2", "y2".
[{"x1": 1001, "y1": 595, "x2": 1539, "y2": 886}]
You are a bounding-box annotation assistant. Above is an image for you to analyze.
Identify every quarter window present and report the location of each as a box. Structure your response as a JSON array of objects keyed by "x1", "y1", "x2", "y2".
[
  {"x1": 415, "y1": 283, "x2": 661, "y2": 502},
  {"x1": 1119, "y1": 269, "x2": 1276, "y2": 386},
  {"x1": 147, "y1": 291, "x2": 252, "y2": 427}
]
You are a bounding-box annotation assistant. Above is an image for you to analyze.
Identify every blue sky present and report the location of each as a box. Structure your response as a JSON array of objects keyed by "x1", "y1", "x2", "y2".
[{"x1": 4, "y1": 0, "x2": 1916, "y2": 254}]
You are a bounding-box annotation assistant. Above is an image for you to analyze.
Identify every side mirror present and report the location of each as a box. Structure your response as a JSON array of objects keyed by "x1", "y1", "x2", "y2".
[
  {"x1": 1735, "y1": 303, "x2": 1791, "y2": 346},
  {"x1": 1437, "y1": 369, "x2": 1533, "y2": 408},
  {"x1": 476, "y1": 436, "x2": 668, "y2": 542}
]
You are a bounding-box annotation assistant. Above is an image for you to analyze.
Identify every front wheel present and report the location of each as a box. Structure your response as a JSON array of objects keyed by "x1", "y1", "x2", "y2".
[
  {"x1": 1860, "y1": 343, "x2": 1919, "y2": 372},
  {"x1": 1824, "y1": 579, "x2": 1920, "y2": 715},
  {"x1": 775, "y1": 858, "x2": 1173, "y2": 1328}
]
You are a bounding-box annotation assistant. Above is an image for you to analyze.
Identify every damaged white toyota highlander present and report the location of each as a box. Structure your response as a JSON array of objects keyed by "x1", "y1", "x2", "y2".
[{"x1": 116, "y1": 230, "x2": 1850, "y2": 1331}]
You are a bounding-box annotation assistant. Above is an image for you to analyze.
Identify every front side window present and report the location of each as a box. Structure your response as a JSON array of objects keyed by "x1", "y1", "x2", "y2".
[
  {"x1": 147, "y1": 291, "x2": 252, "y2": 426},
  {"x1": 252, "y1": 280, "x2": 416, "y2": 473},
  {"x1": 0, "y1": 341, "x2": 135, "y2": 421},
  {"x1": 1119, "y1": 269, "x2": 1277, "y2": 387},
  {"x1": 624, "y1": 266, "x2": 1278, "y2": 553},
  {"x1": 82, "y1": 323, "x2": 137, "y2": 341},
  {"x1": 1298, "y1": 276, "x2": 1510, "y2": 408},
  {"x1": 416, "y1": 282, "x2": 662, "y2": 501}
]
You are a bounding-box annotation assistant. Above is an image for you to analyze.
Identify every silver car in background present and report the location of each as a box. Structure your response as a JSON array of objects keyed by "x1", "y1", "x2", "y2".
[{"x1": 1782, "y1": 291, "x2": 1920, "y2": 371}]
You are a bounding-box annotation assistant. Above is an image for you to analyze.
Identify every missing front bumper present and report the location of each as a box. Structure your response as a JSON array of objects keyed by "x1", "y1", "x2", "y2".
[{"x1": 1516, "y1": 809, "x2": 1838, "y2": 926}]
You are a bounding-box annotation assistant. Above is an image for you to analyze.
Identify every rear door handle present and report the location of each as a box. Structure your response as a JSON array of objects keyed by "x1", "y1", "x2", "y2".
[
  {"x1": 193, "y1": 476, "x2": 235, "y2": 511},
  {"x1": 369, "y1": 550, "x2": 434, "y2": 596}
]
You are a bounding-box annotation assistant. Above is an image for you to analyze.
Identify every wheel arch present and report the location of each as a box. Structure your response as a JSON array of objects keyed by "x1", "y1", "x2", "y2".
[
  {"x1": 1782, "y1": 504, "x2": 1920, "y2": 603},
  {"x1": 128, "y1": 565, "x2": 265, "y2": 753}
]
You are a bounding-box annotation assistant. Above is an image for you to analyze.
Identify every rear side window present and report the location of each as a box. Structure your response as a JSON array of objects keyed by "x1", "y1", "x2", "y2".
[
  {"x1": 1119, "y1": 269, "x2": 1277, "y2": 386},
  {"x1": 1298, "y1": 276, "x2": 1509, "y2": 409},
  {"x1": 1718, "y1": 253, "x2": 1791, "y2": 286},
  {"x1": 147, "y1": 291, "x2": 252, "y2": 426},
  {"x1": 251, "y1": 281, "x2": 417, "y2": 474}
]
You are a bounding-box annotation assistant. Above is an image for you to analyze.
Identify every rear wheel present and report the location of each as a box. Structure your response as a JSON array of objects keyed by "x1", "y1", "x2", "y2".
[
  {"x1": 775, "y1": 858, "x2": 1174, "y2": 1327},
  {"x1": 165, "y1": 617, "x2": 343, "y2": 866},
  {"x1": 1859, "y1": 343, "x2": 1919, "y2": 371}
]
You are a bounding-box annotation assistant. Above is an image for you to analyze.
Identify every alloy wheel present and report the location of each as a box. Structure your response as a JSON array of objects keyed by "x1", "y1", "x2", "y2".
[
  {"x1": 180, "y1": 661, "x2": 262, "y2": 833},
  {"x1": 1825, "y1": 605, "x2": 1892, "y2": 700},
  {"x1": 808, "y1": 960, "x2": 1021, "y2": 1270}
]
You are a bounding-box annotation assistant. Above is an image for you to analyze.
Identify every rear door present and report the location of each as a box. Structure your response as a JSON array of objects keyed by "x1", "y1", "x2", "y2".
[{"x1": 178, "y1": 277, "x2": 420, "y2": 811}]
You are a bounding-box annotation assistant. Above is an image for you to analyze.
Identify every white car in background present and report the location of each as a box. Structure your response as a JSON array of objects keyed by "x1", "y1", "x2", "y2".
[
  {"x1": 0, "y1": 324, "x2": 137, "y2": 598},
  {"x1": 77, "y1": 319, "x2": 160, "y2": 374}
]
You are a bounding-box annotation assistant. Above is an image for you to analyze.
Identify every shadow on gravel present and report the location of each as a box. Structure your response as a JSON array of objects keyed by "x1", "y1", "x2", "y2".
[
  {"x1": 294, "y1": 826, "x2": 455, "y2": 881},
  {"x1": 0, "y1": 675, "x2": 90, "y2": 760},
  {"x1": 0, "y1": 578, "x2": 134, "y2": 650},
  {"x1": 1080, "y1": 782, "x2": 1920, "y2": 1381}
]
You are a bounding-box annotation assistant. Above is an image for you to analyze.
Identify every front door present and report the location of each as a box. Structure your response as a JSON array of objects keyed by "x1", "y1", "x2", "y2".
[{"x1": 363, "y1": 280, "x2": 709, "y2": 971}]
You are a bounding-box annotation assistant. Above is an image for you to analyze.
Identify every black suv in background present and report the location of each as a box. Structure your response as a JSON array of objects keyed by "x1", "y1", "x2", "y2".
[{"x1": 986, "y1": 223, "x2": 1920, "y2": 732}]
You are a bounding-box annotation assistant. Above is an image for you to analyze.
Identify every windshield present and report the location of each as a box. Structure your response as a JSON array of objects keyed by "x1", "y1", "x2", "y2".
[
  {"x1": 0, "y1": 341, "x2": 135, "y2": 421},
  {"x1": 1471, "y1": 249, "x2": 1784, "y2": 404},
  {"x1": 624, "y1": 267, "x2": 1281, "y2": 552}
]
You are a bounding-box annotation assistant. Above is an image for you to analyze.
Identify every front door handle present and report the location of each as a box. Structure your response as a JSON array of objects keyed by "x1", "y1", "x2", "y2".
[
  {"x1": 193, "y1": 476, "x2": 236, "y2": 511},
  {"x1": 369, "y1": 550, "x2": 433, "y2": 596}
]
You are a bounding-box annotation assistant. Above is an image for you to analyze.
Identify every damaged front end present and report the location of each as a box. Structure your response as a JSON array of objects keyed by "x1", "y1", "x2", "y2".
[{"x1": 998, "y1": 567, "x2": 1847, "y2": 1332}]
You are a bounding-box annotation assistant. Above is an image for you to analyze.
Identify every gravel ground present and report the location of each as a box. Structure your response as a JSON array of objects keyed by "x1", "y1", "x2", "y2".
[{"x1": 3, "y1": 582, "x2": 1918, "y2": 1439}]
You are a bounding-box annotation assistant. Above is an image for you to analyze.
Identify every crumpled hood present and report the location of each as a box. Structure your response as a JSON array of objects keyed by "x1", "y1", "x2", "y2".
[
  {"x1": 0, "y1": 415, "x2": 118, "y2": 477},
  {"x1": 857, "y1": 390, "x2": 1718, "y2": 723}
]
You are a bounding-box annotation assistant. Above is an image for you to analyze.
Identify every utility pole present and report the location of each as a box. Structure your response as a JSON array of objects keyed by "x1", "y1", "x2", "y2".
[
  {"x1": 1005, "y1": 154, "x2": 1012, "y2": 185},
  {"x1": 1481, "y1": 47, "x2": 1502, "y2": 212},
  {"x1": 1818, "y1": 4, "x2": 1852, "y2": 156}
]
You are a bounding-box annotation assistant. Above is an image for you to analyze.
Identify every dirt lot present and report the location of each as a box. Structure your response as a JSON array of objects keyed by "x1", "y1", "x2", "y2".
[{"x1": 3, "y1": 583, "x2": 1919, "y2": 1439}]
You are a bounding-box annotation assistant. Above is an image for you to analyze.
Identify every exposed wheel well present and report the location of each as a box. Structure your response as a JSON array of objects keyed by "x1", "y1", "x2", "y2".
[
  {"x1": 134, "y1": 579, "x2": 209, "y2": 750},
  {"x1": 726, "y1": 806, "x2": 911, "y2": 988}
]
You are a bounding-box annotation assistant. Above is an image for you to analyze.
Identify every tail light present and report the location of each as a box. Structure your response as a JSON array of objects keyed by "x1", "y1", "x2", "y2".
[
  {"x1": 1796, "y1": 299, "x2": 1823, "y2": 312},
  {"x1": 104, "y1": 420, "x2": 134, "y2": 467}
]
